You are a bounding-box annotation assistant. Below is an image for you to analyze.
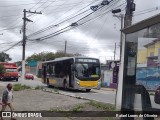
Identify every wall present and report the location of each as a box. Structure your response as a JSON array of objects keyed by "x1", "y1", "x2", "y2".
[
  {"x1": 136, "y1": 67, "x2": 160, "y2": 90},
  {"x1": 137, "y1": 49, "x2": 147, "y2": 64},
  {"x1": 147, "y1": 44, "x2": 155, "y2": 57},
  {"x1": 154, "y1": 41, "x2": 160, "y2": 56},
  {"x1": 102, "y1": 70, "x2": 113, "y2": 87}
]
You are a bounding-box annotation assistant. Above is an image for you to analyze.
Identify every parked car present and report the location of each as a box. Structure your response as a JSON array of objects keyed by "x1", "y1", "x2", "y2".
[
  {"x1": 154, "y1": 86, "x2": 160, "y2": 104},
  {"x1": 25, "y1": 73, "x2": 34, "y2": 80}
]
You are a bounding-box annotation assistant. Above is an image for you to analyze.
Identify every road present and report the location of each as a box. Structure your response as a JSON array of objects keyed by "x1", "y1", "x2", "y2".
[
  {"x1": 1, "y1": 77, "x2": 160, "y2": 110},
  {"x1": 0, "y1": 77, "x2": 45, "y2": 87},
  {"x1": 0, "y1": 77, "x2": 116, "y2": 105}
]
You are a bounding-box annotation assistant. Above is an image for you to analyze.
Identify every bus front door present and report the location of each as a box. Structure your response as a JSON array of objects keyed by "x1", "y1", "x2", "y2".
[{"x1": 43, "y1": 66, "x2": 47, "y2": 83}]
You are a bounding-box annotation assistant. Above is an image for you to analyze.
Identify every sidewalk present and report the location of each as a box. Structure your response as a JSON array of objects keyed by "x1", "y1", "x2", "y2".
[{"x1": 100, "y1": 87, "x2": 117, "y2": 91}]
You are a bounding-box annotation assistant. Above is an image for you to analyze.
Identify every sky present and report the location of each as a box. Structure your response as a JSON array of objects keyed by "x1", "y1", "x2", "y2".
[{"x1": 0, "y1": 0, "x2": 160, "y2": 63}]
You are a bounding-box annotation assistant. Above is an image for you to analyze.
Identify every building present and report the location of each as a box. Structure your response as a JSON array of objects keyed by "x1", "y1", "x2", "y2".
[
  {"x1": 137, "y1": 39, "x2": 160, "y2": 67},
  {"x1": 27, "y1": 60, "x2": 42, "y2": 76}
]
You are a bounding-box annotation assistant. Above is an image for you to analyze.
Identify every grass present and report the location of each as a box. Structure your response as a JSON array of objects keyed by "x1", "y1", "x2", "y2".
[
  {"x1": 35, "y1": 86, "x2": 43, "y2": 90},
  {"x1": 49, "y1": 101, "x2": 116, "y2": 120},
  {"x1": 70, "y1": 104, "x2": 84, "y2": 112},
  {"x1": 88, "y1": 100, "x2": 116, "y2": 111},
  {"x1": 54, "y1": 88, "x2": 59, "y2": 93},
  {"x1": 13, "y1": 84, "x2": 31, "y2": 91},
  {"x1": 50, "y1": 107, "x2": 64, "y2": 112}
]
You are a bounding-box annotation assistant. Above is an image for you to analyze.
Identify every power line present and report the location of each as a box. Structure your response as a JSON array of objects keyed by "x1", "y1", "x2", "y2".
[
  {"x1": 0, "y1": 41, "x2": 22, "y2": 52},
  {"x1": 0, "y1": 26, "x2": 21, "y2": 31},
  {"x1": 27, "y1": 0, "x2": 98, "y2": 38},
  {"x1": 27, "y1": 0, "x2": 107, "y2": 38},
  {"x1": 0, "y1": 1, "x2": 60, "y2": 7},
  {"x1": 29, "y1": 0, "x2": 44, "y2": 10},
  {"x1": 1, "y1": 0, "x2": 120, "y2": 52},
  {"x1": 28, "y1": 0, "x2": 118, "y2": 41}
]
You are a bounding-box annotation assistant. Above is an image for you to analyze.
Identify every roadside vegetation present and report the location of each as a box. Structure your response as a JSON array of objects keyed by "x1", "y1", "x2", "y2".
[
  {"x1": 70, "y1": 104, "x2": 85, "y2": 112},
  {"x1": 13, "y1": 84, "x2": 31, "y2": 91},
  {"x1": 35, "y1": 86, "x2": 43, "y2": 90},
  {"x1": 88, "y1": 100, "x2": 116, "y2": 111},
  {"x1": 13, "y1": 84, "x2": 45, "y2": 91},
  {"x1": 49, "y1": 100, "x2": 116, "y2": 120}
]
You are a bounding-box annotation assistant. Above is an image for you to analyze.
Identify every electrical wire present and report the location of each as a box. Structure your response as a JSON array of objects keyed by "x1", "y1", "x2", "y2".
[
  {"x1": 27, "y1": 0, "x2": 98, "y2": 38},
  {"x1": 1, "y1": 0, "x2": 125, "y2": 53},
  {"x1": 27, "y1": 0, "x2": 118, "y2": 42},
  {"x1": 0, "y1": 1, "x2": 60, "y2": 7}
]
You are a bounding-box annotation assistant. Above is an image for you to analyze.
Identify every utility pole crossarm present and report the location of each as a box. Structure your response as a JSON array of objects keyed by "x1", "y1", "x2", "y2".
[{"x1": 26, "y1": 10, "x2": 42, "y2": 14}]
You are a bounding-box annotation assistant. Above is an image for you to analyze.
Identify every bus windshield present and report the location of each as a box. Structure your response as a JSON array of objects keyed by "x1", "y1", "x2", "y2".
[{"x1": 75, "y1": 63, "x2": 100, "y2": 80}]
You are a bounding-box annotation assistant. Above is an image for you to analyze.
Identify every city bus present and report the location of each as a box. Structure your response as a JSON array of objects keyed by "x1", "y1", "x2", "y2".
[{"x1": 42, "y1": 57, "x2": 101, "y2": 92}]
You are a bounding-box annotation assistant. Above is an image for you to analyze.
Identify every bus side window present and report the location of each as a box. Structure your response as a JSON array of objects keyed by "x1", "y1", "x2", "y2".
[
  {"x1": 55, "y1": 63, "x2": 61, "y2": 78},
  {"x1": 59, "y1": 62, "x2": 66, "y2": 78},
  {"x1": 52, "y1": 65, "x2": 55, "y2": 76}
]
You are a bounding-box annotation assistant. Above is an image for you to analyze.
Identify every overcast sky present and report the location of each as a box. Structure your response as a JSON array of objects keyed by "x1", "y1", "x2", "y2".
[{"x1": 0, "y1": 0, "x2": 160, "y2": 63}]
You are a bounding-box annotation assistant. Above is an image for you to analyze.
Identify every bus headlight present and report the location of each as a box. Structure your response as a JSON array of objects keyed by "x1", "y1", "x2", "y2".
[{"x1": 77, "y1": 81, "x2": 80, "y2": 85}]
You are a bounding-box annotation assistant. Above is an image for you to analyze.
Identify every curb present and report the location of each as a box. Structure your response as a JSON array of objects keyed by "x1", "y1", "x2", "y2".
[
  {"x1": 42, "y1": 88, "x2": 115, "y2": 105},
  {"x1": 100, "y1": 88, "x2": 116, "y2": 92}
]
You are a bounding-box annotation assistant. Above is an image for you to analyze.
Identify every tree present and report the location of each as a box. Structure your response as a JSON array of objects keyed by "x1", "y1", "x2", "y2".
[
  {"x1": 26, "y1": 52, "x2": 55, "y2": 62},
  {"x1": 0, "y1": 52, "x2": 12, "y2": 62},
  {"x1": 26, "y1": 51, "x2": 83, "y2": 62}
]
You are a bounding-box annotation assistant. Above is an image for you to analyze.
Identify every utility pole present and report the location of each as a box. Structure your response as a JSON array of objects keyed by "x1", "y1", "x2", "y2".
[
  {"x1": 124, "y1": 0, "x2": 135, "y2": 28},
  {"x1": 121, "y1": 0, "x2": 136, "y2": 118},
  {"x1": 114, "y1": 42, "x2": 116, "y2": 60},
  {"x1": 112, "y1": 14, "x2": 124, "y2": 61},
  {"x1": 112, "y1": 0, "x2": 135, "y2": 60},
  {"x1": 120, "y1": 14, "x2": 123, "y2": 60},
  {"x1": 21, "y1": 9, "x2": 42, "y2": 80},
  {"x1": 64, "y1": 40, "x2": 67, "y2": 56},
  {"x1": 112, "y1": 0, "x2": 136, "y2": 112}
]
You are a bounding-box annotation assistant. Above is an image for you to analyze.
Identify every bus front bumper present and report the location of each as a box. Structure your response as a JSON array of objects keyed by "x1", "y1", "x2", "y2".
[{"x1": 75, "y1": 81, "x2": 101, "y2": 90}]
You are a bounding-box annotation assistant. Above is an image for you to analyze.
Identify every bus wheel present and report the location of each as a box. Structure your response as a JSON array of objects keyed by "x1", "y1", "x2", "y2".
[
  {"x1": 63, "y1": 80, "x2": 67, "y2": 90},
  {"x1": 86, "y1": 89, "x2": 91, "y2": 92},
  {"x1": 47, "y1": 79, "x2": 50, "y2": 87},
  {"x1": 16, "y1": 78, "x2": 18, "y2": 82}
]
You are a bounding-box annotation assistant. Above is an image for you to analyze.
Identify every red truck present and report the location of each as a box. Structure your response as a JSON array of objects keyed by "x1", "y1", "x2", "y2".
[{"x1": 0, "y1": 62, "x2": 18, "y2": 81}]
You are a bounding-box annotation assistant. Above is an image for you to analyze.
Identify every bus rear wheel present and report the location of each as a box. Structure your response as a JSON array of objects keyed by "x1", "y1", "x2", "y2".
[
  {"x1": 63, "y1": 80, "x2": 67, "y2": 90},
  {"x1": 86, "y1": 89, "x2": 91, "y2": 92},
  {"x1": 47, "y1": 79, "x2": 51, "y2": 88}
]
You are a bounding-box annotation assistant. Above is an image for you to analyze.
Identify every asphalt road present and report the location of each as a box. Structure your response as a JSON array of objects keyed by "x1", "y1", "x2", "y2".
[
  {"x1": 1, "y1": 77, "x2": 160, "y2": 110},
  {"x1": 0, "y1": 77, "x2": 45, "y2": 87}
]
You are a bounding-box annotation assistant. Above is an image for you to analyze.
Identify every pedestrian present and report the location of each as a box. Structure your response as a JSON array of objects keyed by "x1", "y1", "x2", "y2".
[{"x1": 0, "y1": 83, "x2": 16, "y2": 120}]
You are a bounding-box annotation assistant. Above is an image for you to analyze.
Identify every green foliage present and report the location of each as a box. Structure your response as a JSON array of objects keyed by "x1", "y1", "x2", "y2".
[
  {"x1": 35, "y1": 86, "x2": 43, "y2": 90},
  {"x1": 0, "y1": 52, "x2": 12, "y2": 62},
  {"x1": 0, "y1": 64, "x2": 5, "y2": 75},
  {"x1": 88, "y1": 101, "x2": 115, "y2": 111},
  {"x1": 70, "y1": 104, "x2": 84, "y2": 112},
  {"x1": 54, "y1": 88, "x2": 59, "y2": 93},
  {"x1": 26, "y1": 51, "x2": 82, "y2": 62},
  {"x1": 13, "y1": 84, "x2": 31, "y2": 91},
  {"x1": 15, "y1": 61, "x2": 22, "y2": 66}
]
